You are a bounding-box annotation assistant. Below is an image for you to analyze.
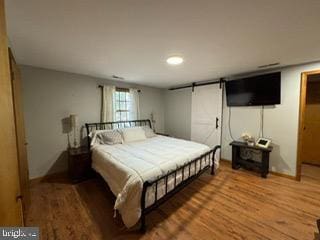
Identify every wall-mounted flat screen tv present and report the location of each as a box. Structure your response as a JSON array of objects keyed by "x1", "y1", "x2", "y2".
[{"x1": 225, "y1": 72, "x2": 281, "y2": 106}]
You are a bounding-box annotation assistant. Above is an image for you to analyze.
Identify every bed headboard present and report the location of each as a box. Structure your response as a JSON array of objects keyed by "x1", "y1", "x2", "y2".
[{"x1": 85, "y1": 119, "x2": 152, "y2": 149}]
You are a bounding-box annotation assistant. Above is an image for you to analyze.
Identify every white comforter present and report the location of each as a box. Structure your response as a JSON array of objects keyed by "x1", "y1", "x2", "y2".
[{"x1": 91, "y1": 135, "x2": 214, "y2": 228}]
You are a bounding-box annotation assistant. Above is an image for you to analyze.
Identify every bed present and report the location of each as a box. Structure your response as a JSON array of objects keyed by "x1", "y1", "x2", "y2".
[{"x1": 85, "y1": 119, "x2": 220, "y2": 231}]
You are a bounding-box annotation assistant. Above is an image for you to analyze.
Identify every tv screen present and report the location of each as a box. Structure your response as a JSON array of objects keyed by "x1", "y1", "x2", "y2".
[{"x1": 225, "y1": 72, "x2": 281, "y2": 106}]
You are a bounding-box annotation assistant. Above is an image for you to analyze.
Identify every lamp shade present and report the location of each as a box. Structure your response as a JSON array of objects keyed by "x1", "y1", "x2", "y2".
[{"x1": 70, "y1": 114, "x2": 78, "y2": 128}]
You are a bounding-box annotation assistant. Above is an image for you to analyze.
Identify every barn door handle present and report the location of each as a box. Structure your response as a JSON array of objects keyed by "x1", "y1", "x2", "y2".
[{"x1": 216, "y1": 117, "x2": 219, "y2": 129}]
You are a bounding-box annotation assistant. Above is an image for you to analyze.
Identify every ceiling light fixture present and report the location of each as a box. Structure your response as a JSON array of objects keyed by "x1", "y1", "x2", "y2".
[{"x1": 166, "y1": 56, "x2": 184, "y2": 65}]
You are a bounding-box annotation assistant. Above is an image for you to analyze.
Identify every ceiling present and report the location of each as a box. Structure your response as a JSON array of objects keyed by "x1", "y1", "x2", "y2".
[{"x1": 5, "y1": 0, "x2": 320, "y2": 88}]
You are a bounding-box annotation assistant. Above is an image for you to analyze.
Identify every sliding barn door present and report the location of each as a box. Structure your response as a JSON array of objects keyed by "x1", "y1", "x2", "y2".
[{"x1": 191, "y1": 84, "x2": 223, "y2": 158}]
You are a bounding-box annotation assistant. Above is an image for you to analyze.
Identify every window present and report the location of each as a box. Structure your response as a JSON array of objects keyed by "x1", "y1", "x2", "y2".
[{"x1": 113, "y1": 89, "x2": 131, "y2": 121}]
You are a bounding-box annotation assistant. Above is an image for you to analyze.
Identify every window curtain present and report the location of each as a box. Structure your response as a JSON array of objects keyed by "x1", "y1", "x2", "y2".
[
  {"x1": 101, "y1": 85, "x2": 116, "y2": 122},
  {"x1": 129, "y1": 88, "x2": 140, "y2": 120}
]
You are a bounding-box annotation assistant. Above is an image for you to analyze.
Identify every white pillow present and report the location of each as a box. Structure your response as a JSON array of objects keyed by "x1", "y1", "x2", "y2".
[
  {"x1": 120, "y1": 127, "x2": 147, "y2": 143},
  {"x1": 89, "y1": 129, "x2": 122, "y2": 146},
  {"x1": 142, "y1": 125, "x2": 156, "y2": 138}
]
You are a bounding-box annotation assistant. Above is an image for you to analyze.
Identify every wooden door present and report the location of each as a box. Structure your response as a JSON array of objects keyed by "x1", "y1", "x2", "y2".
[
  {"x1": 0, "y1": 0, "x2": 24, "y2": 226},
  {"x1": 9, "y1": 49, "x2": 30, "y2": 214},
  {"x1": 301, "y1": 80, "x2": 320, "y2": 166}
]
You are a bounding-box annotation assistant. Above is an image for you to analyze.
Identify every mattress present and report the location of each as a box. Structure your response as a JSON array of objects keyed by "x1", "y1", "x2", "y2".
[{"x1": 91, "y1": 135, "x2": 216, "y2": 228}]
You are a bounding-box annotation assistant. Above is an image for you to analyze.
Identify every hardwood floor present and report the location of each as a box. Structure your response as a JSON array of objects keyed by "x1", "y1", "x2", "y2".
[
  {"x1": 302, "y1": 163, "x2": 320, "y2": 183},
  {"x1": 26, "y1": 162, "x2": 320, "y2": 240}
]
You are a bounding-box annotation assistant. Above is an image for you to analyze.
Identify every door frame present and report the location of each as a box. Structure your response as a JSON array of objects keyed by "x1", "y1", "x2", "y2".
[
  {"x1": 296, "y1": 69, "x2": 320, "y2": 181},
  {"x1": 0, "y1": 0, "x2": 24, "y2": 225}
]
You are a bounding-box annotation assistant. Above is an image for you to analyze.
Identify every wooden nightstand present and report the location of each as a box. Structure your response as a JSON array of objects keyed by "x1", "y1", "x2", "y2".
[
  {"x1": 68, "y1": 147, "x2": 92, "y2": 183},
  {"x1": 230, "y1": 141, "x2": 273, "y2": 178}
]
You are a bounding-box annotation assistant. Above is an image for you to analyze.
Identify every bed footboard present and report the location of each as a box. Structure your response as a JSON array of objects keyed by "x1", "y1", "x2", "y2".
[{"x1": 140, "y1": 145, "x2": 221, "y2": 231}]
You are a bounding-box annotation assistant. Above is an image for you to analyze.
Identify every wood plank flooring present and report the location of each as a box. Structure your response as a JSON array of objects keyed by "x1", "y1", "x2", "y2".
[
  {"x1": 302, "y1": 163, "x2": 320, "y2": 183},
  {"x1": 26, "y1": 162, "x2": 320, "y2": 240}
]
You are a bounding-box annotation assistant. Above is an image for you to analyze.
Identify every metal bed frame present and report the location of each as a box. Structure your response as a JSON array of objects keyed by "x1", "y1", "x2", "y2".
[{"x1": 85, "y1": 119, "x2": 220, "y2": 231}]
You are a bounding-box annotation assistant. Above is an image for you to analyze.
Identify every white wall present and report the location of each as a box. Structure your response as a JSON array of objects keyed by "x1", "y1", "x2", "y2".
[
  {"x1": 164, "y1": 89, "x2": 192, "y2": 140},
  {"x1": 21, "y1": 66, "x2": 165, "y2": 179},
  {"x1": 22, "y1": 62, "x2": 320, "y2": 179},
  {"x1": 164, "y1": 62, "x2": 320, "y2": 177},
  {"x1": 221, "y1": 62, "x2": 320, "y2": 177}
]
